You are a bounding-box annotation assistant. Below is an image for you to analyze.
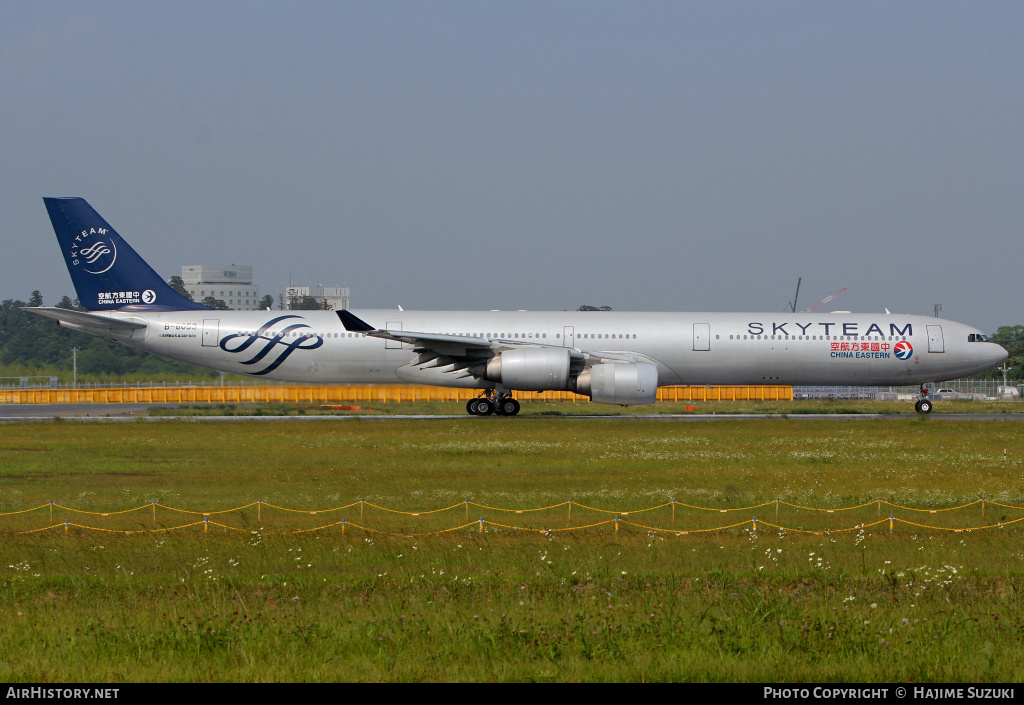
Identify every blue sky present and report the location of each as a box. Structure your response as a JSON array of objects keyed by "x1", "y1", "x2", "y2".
[{"x1": 3, "y1": 1, "x2": 1021, "y2": 332}]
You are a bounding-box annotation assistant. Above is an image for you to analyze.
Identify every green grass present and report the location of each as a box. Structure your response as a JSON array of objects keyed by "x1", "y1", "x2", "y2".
[
  {"x1": 2, "y1": 418, "x2": 1024, "y2": 682},
  {"x1": 143, "y1": 398, "x2": 1024, "y2": 417}
]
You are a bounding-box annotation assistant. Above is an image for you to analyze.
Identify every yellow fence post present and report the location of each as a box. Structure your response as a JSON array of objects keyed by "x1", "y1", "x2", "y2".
[
  {"x1": 478, "y1": 517, "x2": 484, "y2": 533},
  {"x1": 360, "y1": 500, "x2": 364, "y2": 518},
  {"x1": 257, "y1": 500, "x2": 262, "y2": 521},
  {"x1": 204, "y1": 516, "x2": 209, "y2": 533},
  {"x1": 64, "y1": 519, "x2": 69, "y2": 534},
  {"x1": 752, "y1": 516, "x2": 757, "y2": 533},
  {"x1": 465, "y1": 499, "x2": 469, "y2": 519},
  {"x1": 152, "y1": 501, "x2": 156, "y2": 523},
  {"x1": 49, "y1": 501, "x2": 53, "y2": 523},
  {"x1": 568, "y1": 500, "x2": 572, "y2": 525},
  {"x1": 878, "y1": 499, "x2": 882, "y2": 516},
  {"x1": 982, "y1": 497, "x2": 986, "y2": 519},
  {"x1": 614, "y1": 515, "x2": 619, "y2": 533},
  {"x1": 341, "y1": 517, "x2": 346, "y2": 534},
  {"x1": 889, "y1": 515, "x2": 894, "y2": 536},
  {"x1": 775, "y1": 498, "x2": 780, "y2": 517},
  {"x1": 671, "y1": 500, "x2": 676, "y2": 521}
]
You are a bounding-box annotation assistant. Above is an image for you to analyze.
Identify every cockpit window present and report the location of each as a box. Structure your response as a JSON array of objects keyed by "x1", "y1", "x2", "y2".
[{"x1": 967, "y1": 333, "x2": 990, "y2": 342}]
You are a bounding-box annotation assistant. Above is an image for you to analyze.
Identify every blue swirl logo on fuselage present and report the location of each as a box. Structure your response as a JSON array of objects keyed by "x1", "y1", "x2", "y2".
[{"x1": 219, "y1": 315, "x2": 323, "y2": 375}]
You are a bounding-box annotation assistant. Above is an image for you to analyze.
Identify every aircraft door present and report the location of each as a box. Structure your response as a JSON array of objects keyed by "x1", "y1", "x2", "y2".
[
  {"x1": 693, "y1": 323, "x2": 710, "y2": 351},
  {"x1": 927, "y1": 325, "x2": 944, "y2": 353},
  {"x1": 386, "y1": 321, "x2": 403, "y2": 349},
  {"x1": 563, "y1": 326, "x2": 575, "y2": 348},
  {"x1": 202, "y1": 319, "x2": 220, "y2": 347}
]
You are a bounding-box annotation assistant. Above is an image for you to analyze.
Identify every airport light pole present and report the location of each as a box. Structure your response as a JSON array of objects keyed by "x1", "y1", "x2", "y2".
[{"x1": 70, "y1": 347, "x2": 79, "y2": 388}]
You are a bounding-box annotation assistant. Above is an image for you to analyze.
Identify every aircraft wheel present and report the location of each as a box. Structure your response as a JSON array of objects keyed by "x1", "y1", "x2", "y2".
[
  {"x1": 915, "y1": 399, "x2": 933, "y2": 414},
  {"x1": 497, "y1": 397, "x2": 520, "y2": 416},
  {"x1": 466, "y1": 400, "x2": 480, "y2": 416},
  {"x1": 473, "y1": 399, "x2": 494, "y2": 416}
]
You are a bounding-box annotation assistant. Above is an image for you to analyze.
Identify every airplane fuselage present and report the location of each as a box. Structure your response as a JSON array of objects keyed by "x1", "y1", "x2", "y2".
[{"x1": 91, "y1": 308, "x2": 1004, "y2": 388}]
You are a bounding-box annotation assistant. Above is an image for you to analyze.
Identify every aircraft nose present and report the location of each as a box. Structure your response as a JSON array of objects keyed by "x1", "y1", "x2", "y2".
[{"x1": 992, "y1": 343, "x2": 1009, "y2": 367}]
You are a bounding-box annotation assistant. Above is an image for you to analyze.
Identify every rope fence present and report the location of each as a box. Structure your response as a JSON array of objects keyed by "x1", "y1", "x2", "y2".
[{"x1": 4, "y1": 496, "x2": 1023, "y2": 537}]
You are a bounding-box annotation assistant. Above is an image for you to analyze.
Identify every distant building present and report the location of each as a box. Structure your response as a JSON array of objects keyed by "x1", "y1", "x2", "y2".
[
  {"x1": 286, "y1": 285, "x2": 350, "y2": 310},
  {"x1": 182, "y1": 265, "x2": 261, "y2": 310}
]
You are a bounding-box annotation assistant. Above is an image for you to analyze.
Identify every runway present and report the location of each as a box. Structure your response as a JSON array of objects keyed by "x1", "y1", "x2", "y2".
[
  {"x1": 0, "y1": 403, "x2": 165, "y2": 418},
  {"x1": 1, "y1": 405, "x2": 1022, "y2": 422}
]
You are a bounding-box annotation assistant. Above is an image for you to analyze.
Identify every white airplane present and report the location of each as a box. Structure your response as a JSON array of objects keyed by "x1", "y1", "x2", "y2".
[{"x1": 28, "y1": 197, "x2": 1007, "y2": 415}]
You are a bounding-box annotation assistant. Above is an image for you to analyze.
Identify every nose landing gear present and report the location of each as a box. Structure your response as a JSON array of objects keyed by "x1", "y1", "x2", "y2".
[
  {"x1": 915, "y1": 383, "x2": 934, "y2": 414},
  {"x1": 467, "y1": 390, "x2": 521, "y2": 416}
]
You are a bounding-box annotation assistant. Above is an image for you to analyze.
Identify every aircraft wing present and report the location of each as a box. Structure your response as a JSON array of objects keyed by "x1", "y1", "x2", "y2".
[
  {"x1": 337, "y1": 310, "x2": 591, "y2": 382},
  {"x1": 24, "y1": 307, "x2": 148, "y2": 334},
  {"x1": 339, "y1": 310, "x2": 494, "y2": 357},
  {"x1": 339, "y1": 309, "x2": 621, "y2": 358}
]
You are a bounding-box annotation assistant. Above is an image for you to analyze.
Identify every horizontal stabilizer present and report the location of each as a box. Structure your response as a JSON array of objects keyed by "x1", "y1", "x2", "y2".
[{"x1": 24, "y1": 307, "x2": 147, "y2": 334}]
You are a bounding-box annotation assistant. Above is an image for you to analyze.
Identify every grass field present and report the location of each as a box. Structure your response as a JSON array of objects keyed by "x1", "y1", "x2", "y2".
[
  {"x1": 144, "y1": 398, "x2": 1024, "y2": 417},
  {"x1": 2, "y1": 417, "x2": 1024, "y2": 682}
]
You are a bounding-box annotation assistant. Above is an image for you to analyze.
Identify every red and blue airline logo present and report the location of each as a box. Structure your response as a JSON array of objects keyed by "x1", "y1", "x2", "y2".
[{"x1": 893, "y1": 341, "x2": 914, "y2": 360}]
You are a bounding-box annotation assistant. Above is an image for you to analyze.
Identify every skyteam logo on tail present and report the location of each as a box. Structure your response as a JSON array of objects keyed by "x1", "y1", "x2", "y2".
[
  {"x1": 219, "y1": 315, "x2": 323, "y2": 376},
  {"x1": 894, "y1": 341, "x2": 914, "y2": 360},
  {"x1": 70, "y1": 228, "x2": 117, "y2": 274}
]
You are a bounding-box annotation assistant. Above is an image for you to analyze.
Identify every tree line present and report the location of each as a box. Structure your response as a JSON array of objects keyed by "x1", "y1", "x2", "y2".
[{"x1": 0, "y1": 291, "x2": 216, "y2": 380}]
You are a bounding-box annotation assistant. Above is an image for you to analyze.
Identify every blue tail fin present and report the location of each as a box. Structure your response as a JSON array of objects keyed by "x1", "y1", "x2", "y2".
[{"x1": 43, "y1": 197, "x2": 208, "y2": 312}]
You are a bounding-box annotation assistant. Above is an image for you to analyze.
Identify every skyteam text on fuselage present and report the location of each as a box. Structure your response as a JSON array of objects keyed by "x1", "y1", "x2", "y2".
[{"x1": 28, "y1": 197, "x2": 1007, "y2": 415}]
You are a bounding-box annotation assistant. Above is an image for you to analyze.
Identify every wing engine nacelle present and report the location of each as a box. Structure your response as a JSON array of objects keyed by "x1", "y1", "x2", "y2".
[
  {"x1": 574, "y1": 362, "x2": 658, "y2": 405},
  {"x1": 484, "y1": 347, "x2": 572, "y2": 391}
]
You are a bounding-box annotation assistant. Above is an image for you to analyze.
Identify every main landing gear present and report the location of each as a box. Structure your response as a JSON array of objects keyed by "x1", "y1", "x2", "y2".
[{"x1": 466, "y1": 390, "x2": 521, "y2": 416}]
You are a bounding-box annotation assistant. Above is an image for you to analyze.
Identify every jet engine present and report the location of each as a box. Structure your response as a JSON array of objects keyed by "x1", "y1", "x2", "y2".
[
  {"x1": 574, "y1": 362, "x2": 658, "y2": 405},
  {"x1": 483, "y1": 347, "x2": 572, "y2": 391}
]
